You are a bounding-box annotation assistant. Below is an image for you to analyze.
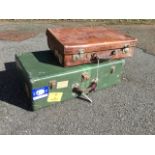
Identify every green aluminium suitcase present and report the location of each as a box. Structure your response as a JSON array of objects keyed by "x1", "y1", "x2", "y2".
[{"x1": 15, "y1": 51, "x2": 125, "y2": 111}]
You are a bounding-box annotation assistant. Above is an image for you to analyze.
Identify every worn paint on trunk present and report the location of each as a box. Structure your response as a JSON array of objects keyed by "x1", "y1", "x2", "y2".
[{"x1": 15, "y1": 51, "x2": 125, "y2": 111}]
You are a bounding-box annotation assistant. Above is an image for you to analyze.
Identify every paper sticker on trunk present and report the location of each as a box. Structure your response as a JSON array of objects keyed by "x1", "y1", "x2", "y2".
[
  {"x1": 57, "y1": 81, "x2": 68, "y2": 89},
  {"x1": 47, "y1": 92, "x2": 63, "y2": 102},
  {"x1": 32, "y1": 86, "x2": 49, "y2": 100}
]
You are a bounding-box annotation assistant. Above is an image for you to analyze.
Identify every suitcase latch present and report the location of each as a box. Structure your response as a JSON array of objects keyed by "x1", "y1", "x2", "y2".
[
  {"x1": 73, "y1": 49, "x2": 85, "y2": 61},
  {"x1": 81, "y1": 72, "x2": 90, "y2": 81},
  {"x1": 122, "y1": 44, "x2": 129, "y2": 53}
]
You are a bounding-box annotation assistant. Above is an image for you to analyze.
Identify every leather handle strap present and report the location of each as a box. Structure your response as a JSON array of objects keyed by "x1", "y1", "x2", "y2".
[
  {"x1": 72, "y1": 80, "x2": 98, "y2": 103},
  {"x1": 91, "y1": 52, "x2": 113, "y2": 62}
]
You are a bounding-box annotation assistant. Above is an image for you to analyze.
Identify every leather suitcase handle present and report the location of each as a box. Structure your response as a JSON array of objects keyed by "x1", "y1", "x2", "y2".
[
  {"x1": 91, "y1": 46, "x2": 129, "y2": 62},
  {"x1": 91, "y1": 53, "x2": 113, "y2": 62}
]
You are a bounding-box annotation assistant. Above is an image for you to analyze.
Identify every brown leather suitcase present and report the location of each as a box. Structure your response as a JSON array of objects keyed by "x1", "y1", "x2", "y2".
[{"x1": 46, "y1": 27, "x2": 137, "y2": 67}]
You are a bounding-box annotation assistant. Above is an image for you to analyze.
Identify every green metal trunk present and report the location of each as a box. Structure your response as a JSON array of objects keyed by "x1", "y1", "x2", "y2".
[{"x1": 15, "y1": 51, "x2": 125, "y2": 111}]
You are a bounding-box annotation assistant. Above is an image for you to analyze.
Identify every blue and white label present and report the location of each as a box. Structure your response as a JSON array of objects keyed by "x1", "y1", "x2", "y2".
[{"x1": 32, "y1": 86, "x2": 49, "y2": 100}]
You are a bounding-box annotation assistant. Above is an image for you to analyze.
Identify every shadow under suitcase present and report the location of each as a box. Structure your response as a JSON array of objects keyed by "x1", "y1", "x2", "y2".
[{"x1": 0, "y1": 62, "x2": 31, "y2": 110}]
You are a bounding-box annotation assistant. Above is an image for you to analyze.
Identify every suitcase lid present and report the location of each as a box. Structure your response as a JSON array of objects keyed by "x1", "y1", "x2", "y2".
[{"x1": 47, "y1": 27, "x2": 138, "y2": 55}]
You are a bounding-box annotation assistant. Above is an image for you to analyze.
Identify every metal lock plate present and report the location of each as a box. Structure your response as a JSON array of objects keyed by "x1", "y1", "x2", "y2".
[
  {"x1": 49, "y1": 80, "x2": 57, "y2": 89},
  {"x1": 123, "y1": 47, "x2": 129, "y2": 53},
  {"x1": 73, "y1": 49, "x2": 85, "y2": 61},
  {"x1": 81, "y1": 72, "x2": 90, "y2": 80},
  {"x1": 122, "y1": 44, "x2": 129, "y2": 54}
]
